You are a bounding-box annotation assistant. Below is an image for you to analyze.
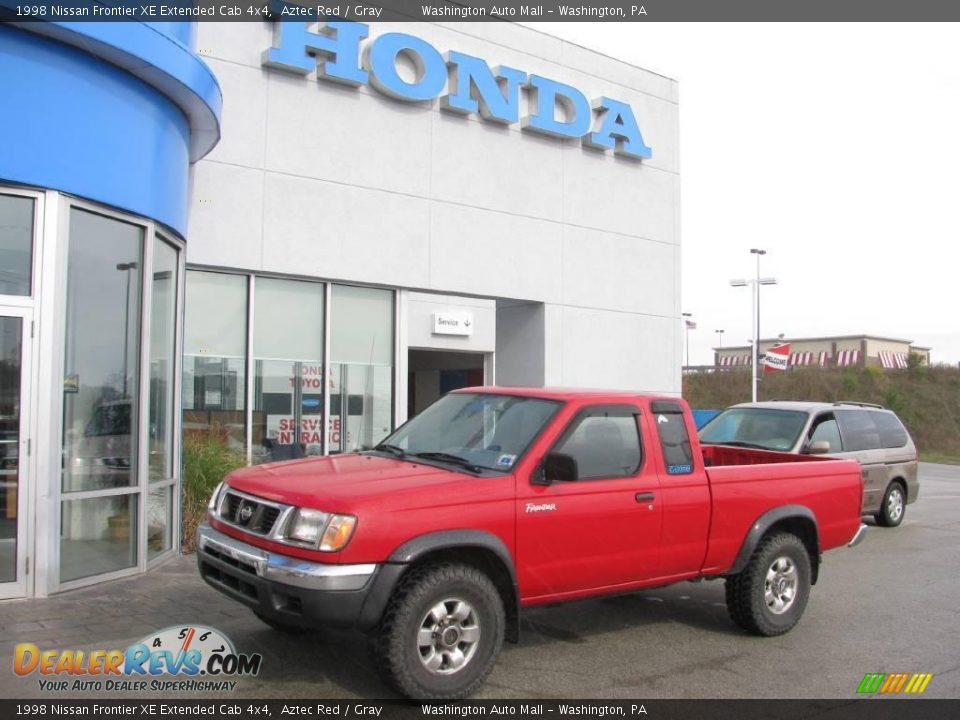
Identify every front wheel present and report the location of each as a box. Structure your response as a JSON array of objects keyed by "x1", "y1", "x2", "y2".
[
  {"x1": 374, "y1": 563, "x2": 505, "y2": 699},
  {"x1": 725, "y1": 532, "x2": 812, "y2": 637},
  {"x1": 876, "y1": 482, "x2": 906, "y2": 527}
]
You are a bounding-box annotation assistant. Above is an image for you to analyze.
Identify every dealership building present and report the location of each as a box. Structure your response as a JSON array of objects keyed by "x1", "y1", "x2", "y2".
[{"x1": 0, "y1": 20, "x2": 680, "y2": 597}]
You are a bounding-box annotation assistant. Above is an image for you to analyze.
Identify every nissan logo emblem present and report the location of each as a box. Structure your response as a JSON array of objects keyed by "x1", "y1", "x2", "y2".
[{"x1": 237, "y1": 502, "x2": 254, "y2": 524}]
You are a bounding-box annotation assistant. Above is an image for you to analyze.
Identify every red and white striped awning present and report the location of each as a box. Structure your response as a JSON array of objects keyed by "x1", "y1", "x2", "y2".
[
  {"x1": 788, "y1": 352, "x2": 815, "y2": 367},
  {"x1": 717, "y1": 354, "x2": 756, "y2": 366},
  {"x1": 878, "y1": 351, "x2": 908, "y2": 369},
  {"x1": 818, "y1": 351, "x2": 831, "y2": 366},
  {"x1": 836, "y1": 349, "x2": 861, "y2": 367}
]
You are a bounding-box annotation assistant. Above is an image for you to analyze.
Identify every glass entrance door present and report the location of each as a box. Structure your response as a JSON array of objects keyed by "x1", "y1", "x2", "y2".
[{"x1": 0, "y1": 308, "x2": 31, "y2": 598}]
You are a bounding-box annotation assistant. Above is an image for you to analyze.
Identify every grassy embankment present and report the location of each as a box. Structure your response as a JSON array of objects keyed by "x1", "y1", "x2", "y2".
[{"x1": 683, "y1": 365, "x2": 960, "y2": 464}]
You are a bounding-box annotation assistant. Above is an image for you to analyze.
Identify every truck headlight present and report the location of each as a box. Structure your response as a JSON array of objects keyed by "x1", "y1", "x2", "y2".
[
  {"x1": 207, "y1": 481, "x2": 225, "y2": 511},
  {"x1": 285, "y1": 509, "x2": 357, "y2": 551},
  {"x1": 286, "y1": 508, "x2": 331, "y2": 546}
]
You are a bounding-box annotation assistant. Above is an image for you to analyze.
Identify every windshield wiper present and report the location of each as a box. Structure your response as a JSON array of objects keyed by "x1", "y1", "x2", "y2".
[
  {"x1": 373, "y1": 443, "x2": 407, "y2": 458},
  {"x1": 412, "y1": 452, "x2": 484, "y2": 474}
]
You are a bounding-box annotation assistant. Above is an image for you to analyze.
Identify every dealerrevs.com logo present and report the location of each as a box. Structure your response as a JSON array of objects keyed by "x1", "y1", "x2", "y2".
[{"x1": 14, "y1": 625, "x2": 262, "y2": 692}]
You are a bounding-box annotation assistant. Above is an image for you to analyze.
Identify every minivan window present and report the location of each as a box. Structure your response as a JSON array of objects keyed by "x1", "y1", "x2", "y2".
[
  {"x1": 698, "y1": 408, "x2": 808, "y2": 452},
  {"x1": 808, "y1": 414, "x2": 843, "y2": 452},
  {"x1": 834, "y1": 409, "x2": 882, "y2": 451},
  {"x1": 869, "y1": 411, "x2": 909, "y2": 449}
]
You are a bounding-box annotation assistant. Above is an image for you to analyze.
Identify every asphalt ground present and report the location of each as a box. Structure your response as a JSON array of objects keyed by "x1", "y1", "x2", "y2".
[{"x1": 1, "y1": 463, "x2": 958, "y2": 700}]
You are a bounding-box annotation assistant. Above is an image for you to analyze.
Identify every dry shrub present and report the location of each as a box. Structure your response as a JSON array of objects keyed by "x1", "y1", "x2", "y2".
[{"x1": 181, "y1": 431, "x2": 247, "y2": 552}]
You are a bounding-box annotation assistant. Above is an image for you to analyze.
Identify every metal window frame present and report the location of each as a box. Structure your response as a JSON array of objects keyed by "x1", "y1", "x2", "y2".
[
  {"x1": 0, "y1": 186, "x2": 44, "y2": 599},
  {"x1": 50, "y1": 195, "x2": 185, "y2": 594}
]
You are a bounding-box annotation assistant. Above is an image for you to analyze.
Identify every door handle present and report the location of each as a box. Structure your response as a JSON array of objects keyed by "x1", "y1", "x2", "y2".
[{"x1": 635, "y1": 492, "x2": 655, "y2": 503}]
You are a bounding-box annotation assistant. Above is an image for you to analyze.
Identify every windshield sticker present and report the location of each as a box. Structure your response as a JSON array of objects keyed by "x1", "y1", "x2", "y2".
[
  {"x1": 497, "y1": 454, "x2": 517, "y2": 467},
  {"x1": 668, "y1": 464, "x2": 692, "y2": 474}
]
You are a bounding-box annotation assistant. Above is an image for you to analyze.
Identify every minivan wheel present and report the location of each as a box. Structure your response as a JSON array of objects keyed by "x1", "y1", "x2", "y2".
[
  {"x1": 876, "y1": 482, "x2": 906, "y2": 527},
  {"x1": 725, "y1": 532, "x2": 812, "y2": 637},
  {"x1": 374, "y1": 563, "x2": 504, "y2": 699}
]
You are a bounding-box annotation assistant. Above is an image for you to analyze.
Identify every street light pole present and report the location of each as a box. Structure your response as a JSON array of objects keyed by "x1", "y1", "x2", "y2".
[
  {"x1": 715, "y1": 329, "x2": 724, "y2": 348},
  {"x1": 682, "y1": 312, "x2": 693, "y2": 369},
  {"x1": 116, "y1": 262, "x2": 137, "y2": 399},
  {"x1": 730, "y1": 250, "x2": 776, "y2": 403}
]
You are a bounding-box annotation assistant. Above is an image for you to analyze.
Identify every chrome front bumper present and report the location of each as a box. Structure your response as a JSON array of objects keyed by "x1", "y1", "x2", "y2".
[
  {"x1": 197, "y1": 523, "x2": 376, "y2": 591},
  {"x1": 848, "y1": 523, "x2": 868, "y2": 548}
]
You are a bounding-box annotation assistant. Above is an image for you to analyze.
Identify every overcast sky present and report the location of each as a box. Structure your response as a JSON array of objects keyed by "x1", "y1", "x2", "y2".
[{"x1": 524, "y1": 23, "x2": 960, "y2": 366}]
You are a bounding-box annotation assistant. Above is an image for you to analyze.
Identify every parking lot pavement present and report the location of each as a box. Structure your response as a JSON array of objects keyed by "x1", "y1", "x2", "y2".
[{"x1": 2, "y1": 462, "x2": 958, "y2": 700}]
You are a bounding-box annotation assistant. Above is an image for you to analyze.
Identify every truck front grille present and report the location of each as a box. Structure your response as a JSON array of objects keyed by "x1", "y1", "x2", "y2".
[{"x1": 218, "y1": 490, "x2": 284, "y2": 535}]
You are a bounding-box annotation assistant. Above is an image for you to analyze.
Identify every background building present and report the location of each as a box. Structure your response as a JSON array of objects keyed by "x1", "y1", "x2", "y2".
[
  {"x1": 0, "y1": 20, "x2": 680, "y2": 597},
  {"x1": 715, "y1": 335, "x2": 931, "y2": 369}
]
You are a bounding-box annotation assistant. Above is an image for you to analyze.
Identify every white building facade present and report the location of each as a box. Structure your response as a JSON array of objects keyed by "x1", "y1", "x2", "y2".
[{"x1": 0, "y1": 20, "x2": 679, "y2": 597}]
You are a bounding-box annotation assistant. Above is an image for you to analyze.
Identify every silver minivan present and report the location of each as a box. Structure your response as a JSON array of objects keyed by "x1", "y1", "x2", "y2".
[{"x1": 698, "y1": 401, "x2": 919, "y2": 527}]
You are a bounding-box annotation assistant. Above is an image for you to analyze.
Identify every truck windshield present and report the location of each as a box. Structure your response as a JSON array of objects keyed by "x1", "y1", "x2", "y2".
[
  {"x1": 698, "y1": 408, "x2": 808, "y2": 452},
  {"x1": 377, "y1": 393, "x2": 561, "y2": 472}
]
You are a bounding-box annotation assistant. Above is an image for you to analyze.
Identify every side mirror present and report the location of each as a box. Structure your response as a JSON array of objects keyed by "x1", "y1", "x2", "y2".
[
  {"x1": 807, "y1": 440, "x2": 831, "y2": 454},
  {"x1": 540, "y1": 452, "x2": 578, "y2": 483}
]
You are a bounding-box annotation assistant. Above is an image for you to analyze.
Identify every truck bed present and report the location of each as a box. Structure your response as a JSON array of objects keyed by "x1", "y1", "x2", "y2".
[
  {"x1": 699, "y1": 444, "x2": 863, "y2": 575},
  {"x1": 702, "y1": 444, "x2": 829, "y2": 467}
]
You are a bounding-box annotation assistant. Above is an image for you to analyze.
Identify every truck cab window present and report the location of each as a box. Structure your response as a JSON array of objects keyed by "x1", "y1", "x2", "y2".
[
  {"x1": 554, "y1": 412, "x2": 642, "y2": 480},
  {"x1": 656, "y1": 412, "x2": 694, "y2": 474}
]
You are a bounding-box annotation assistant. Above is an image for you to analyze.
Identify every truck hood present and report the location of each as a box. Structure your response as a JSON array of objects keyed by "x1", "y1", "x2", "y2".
[{"x1": 223, "y1": 453, "x2": 482, "y2": 513}]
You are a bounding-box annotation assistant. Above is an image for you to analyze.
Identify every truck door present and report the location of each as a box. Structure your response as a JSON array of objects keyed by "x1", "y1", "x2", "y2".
[
  {"x1": 516, "y1": 404, "x2": 662, "y2": 600},
  {"x1": 650, "y1": 401, "x2": 711, "y2": 578}
]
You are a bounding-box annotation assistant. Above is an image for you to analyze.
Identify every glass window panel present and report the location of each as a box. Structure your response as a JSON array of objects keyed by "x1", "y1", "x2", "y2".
[
  {"x1": 330, "y1": 363, "x2": 394, "y2": 453},
  {"x1": 60, "y1": 494, "x2": 138, "y2": 583},
  {"x1": 556, "y1": 414, "x2": 642, "y2": 480},
  {"x1": 0, "y1": 317, "x2": 23, "y2": 583},
  {"x1": 656, "y1": 411, "x2": 695, "y2": 474},
  {"x1": 330, "y1": 286, "x2": 394, "y2": 454},
  {"x1": 252, "y1": 279, "x2": 324, "y2": 463},
  {"x1": 0, "y1": 194, "x2": 33, "y2": 296},
  {"x1": 62, "y1": 209, "x2": 142, "y2": 492},
  {"x1": 147, "y1": 485, "x2": 173, "y2": 560},
  {"x1": 331, "y1": 285, "x2": 394, "y2": 365},
  {"x1": 185, "y1": 271, "x2": 247, "y2": 357},
  {"x1": 254, "y1": 278, "x2": 324, "y2": 360},
  {"x1": 148, "y1": 239, "x2": 178, "y2": 481},
  {"x1": 183, "y1": 271, "x2": 247, "y2": 450}
]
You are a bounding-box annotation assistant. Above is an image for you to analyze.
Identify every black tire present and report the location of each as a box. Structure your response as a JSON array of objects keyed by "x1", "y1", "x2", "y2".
[
  {"x1": 253, "y1": 610, "x2": 303, "y2": 633},
  {"x1": 374, "y1": 562, "x2": 505, "y2": 699},
  {"x1": 875, "y1": 482, "x2": 907, "y2": 528},
  {"x1": 725, "y1": 532, "x2": 812, "y2": 637}
]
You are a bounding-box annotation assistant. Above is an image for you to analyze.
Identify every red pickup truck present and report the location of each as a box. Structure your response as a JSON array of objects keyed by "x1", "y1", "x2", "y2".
[{"x1": 198, "y1": 388, "x2": 866, "y2": 699}]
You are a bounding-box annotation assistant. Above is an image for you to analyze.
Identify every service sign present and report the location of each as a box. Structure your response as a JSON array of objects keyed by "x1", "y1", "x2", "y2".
[
  {"x1": 433, "y1": 311, "x2": 474, "y2": 336},
  {"x1": 262, "y1": 20, "x2": 652, "y2": 160}
]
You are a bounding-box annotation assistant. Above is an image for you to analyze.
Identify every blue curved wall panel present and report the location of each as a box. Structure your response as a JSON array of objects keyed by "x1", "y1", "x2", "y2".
[{"x1": 0, "y1": 22, "x2": 221, "y2": 236}]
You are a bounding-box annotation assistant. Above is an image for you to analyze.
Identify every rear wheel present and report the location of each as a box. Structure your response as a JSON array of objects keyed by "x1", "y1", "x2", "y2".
[
  {"x1": 725, "y1": 532, "x2": 812, "y2": 636},
  {"x1": 374, "y1": 563, "x2": 504, "y2": 699},
  {"x1": 875, "y1": 482, "x2": 906, "y2": 527}
]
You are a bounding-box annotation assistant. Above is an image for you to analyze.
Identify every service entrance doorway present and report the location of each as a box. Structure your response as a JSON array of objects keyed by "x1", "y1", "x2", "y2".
[
  {"x1": 0, "y1": 307, "x2": 32, "y2": 599},
  {"x1": 407, "y1": 350, "x2": 491, "y2": 418}
]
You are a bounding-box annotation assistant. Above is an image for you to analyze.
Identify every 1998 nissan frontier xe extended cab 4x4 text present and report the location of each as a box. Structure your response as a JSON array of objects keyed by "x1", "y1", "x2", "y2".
[{"x1": 198, "y1": 388, "x2": 867, "y2": 699}]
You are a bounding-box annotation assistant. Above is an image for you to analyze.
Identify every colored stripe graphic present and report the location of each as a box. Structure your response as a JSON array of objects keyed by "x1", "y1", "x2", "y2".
[{"x1": 857, "y1": 672, "x2": 933, "y2": 694}]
